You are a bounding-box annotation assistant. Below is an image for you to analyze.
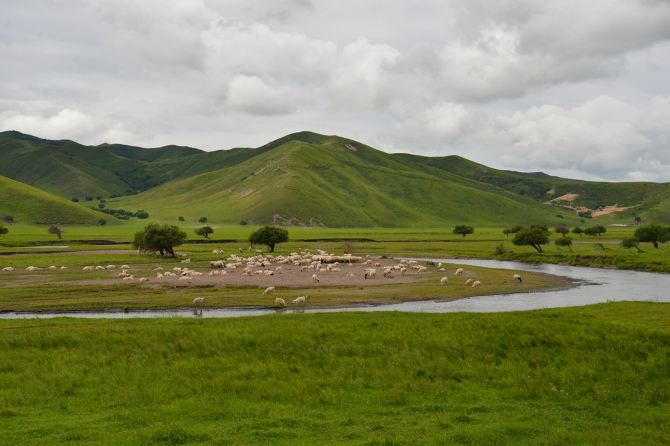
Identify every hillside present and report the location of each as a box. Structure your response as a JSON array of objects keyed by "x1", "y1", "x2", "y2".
[
  {"x1": 0, "y1": 176, "x2": 115, "y2": 225},
  {"x1": 394, "y1": 154, "x2": 670, "y2": 223},
  {"x1": 110, "y1": 134, "x2": 567, "y2": 227}
]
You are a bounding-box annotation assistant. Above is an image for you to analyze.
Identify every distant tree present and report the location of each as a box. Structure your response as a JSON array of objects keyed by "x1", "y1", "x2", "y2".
[
  {"x1": 98, "y1": 203, "x2": 106, "y2": 209},
  {"x1": 621, "y1": 237, "x2": 643, "y2": 253},
  {"x1": 0, "y1": 224, "x2": 8, "y2": 236},
  {"x1": 198, "y1": 217, "x2": 208, "y2": 223},
  {"x1": 578, "y1": 211, "x2": 592, "y2": 219},
  {"x1": 195, "y1": 226, "x2": 214, "y2": 239},
  {"x1": 249, "y1": 226, "x2": 288, "y2": 252},
  {"x1": 71, "y1": 197, "x2": 79, "y2": 202},
  {"x1": 503, "y1": 228, "x2": 513, "y2": 237},
  {"x1": 555, "y1": 225, "x2": 569, "y2": 237},
  {"x1": 133, "y1": 223, "x2": 187, "y2": 257},
  {"x1": 48, "y1": 224, "x2": 63, "y2": 239},
  {"x1": 572, "y1": 227, "x2": 584, "y2": 237},
  {"x1": 178, "y1": 216, "x2": 185, "y2": 222},
  {"x1": 453, "y1": 225, "x2": 474, "y2": 238},
  {"x1": 634, "y1": 216, "x2": 642, "y2": 225},
  {"x1": 98, "y1": 219, "x2": 107, "y2": 226},
  {"x1": 3, "y1": 215, "x2": 15, "y2": 224},
  {"x1": 503, "y1": 225, "x2": 523, "y2": 237},
  {"x1": 634, "y1": 223, "x2": 670, "y2": 248},
  {"x1": 512, "y1": 225, "x2": 550, "y2": 253},
  {"x1": 240, "y1": 220, "x2": 248, "y2": 226},
  {"x1": 555, "y1": 236, "x2": 573, "y2": 251},
  {"x1": 584, "y1": 225, "x2": 607, "y2": 237},
  {"x1": 85, "y1": 196, "x2": 93, "y2": 201},
  {"x1": 96, "y1": 196, "x2": 101, "y2": 201},
  {"x1": 135, "y1": 210, "x2": 149, "y2": 219}
]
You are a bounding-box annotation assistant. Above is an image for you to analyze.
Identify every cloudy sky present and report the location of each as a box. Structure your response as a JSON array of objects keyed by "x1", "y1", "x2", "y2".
[{"x1": 2, "y1": 0, "x2": 670, "y2": 181}]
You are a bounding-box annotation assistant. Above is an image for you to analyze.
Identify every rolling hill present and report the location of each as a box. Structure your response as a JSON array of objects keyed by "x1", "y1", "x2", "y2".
[
  {"x1": 2, "y1": 129, "x2": 669, "y2": 226},
  {"x1": 109, "y1": 134, "x2": 569, "y2": 227},
  {"x1": 0, "y1": 176, "x2": 116, "y2": 225}
]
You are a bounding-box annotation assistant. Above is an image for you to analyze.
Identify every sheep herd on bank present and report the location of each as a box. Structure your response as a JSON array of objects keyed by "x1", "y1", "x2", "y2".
[{"x1": 2, "y1": 248, "x2": 525, "y2": 309}]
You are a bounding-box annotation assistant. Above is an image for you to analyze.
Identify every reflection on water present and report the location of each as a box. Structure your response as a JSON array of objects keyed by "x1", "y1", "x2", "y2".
[{"x1": 2, "y1": 258, "x2": 669, "y2": 319}]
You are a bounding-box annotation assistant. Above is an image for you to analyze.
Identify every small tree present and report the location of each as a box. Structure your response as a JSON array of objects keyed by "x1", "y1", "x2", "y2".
[
  {"x1": 178, "y1": 216, "x2": 185, "y2": 222},
  {"x1": 133, "y1": 223, "x2": 187, "y2": 257},
  {"x1": 634, "y1": 216, "x2": 642, "y2": 225},
  {"x1": 584, "y1": 225, "x2": 607, "y2": 237},
  {"x1": 135, "y1": 210, "x2": 149, "y2": 219},
  {"x1": 555, "y1": 225, "x2": 569, "y2": 237},
  {"x1": 621, "y1": 237, "x2": 643, "y2": 253},
  {"x1": 3, "y1": 215, "x2": 15, "y2": 224},
  {"x1": 555, "y1": 236, "x2": 573, "y2": 251},
  {"x1": 198, "y1": 217, "x2": 208, "y2": 223},
  {"x1": 572, "y1": 227, "x2": 584, "y2": 237},
  {"x1": 0, "y1": 224, "x2": 8, "y2": 236},
  {"x1": 71, "y1": 197, "x2": 79, "y2": 202},
  {"x1": 503, "y1": 228, "x2": 513, "y2": 237},
  {"x1": 249, "y1": 226, "x2": 289, "y2": 252},
  {"x1": 98, "y1": 203, "x2": 106, "y2": 209},
  {"x1": 195, "y1": 226, "x2": 214, "y2": 239},
  {"x1": 512, "y1": 225, "x2": 550, "y2": 253},
  {"x1": 634, "y1": 223, "x2": 670, "y2": 248},
  {"x1": 240, "y1": 220, "x2": 248, "y2": 226},
  {"x1": 98, "y1": 219, "x2": 107, "y2": 226},
  {"x1": 453, "y1": 225, "x2": 474, "y2": 238},
  {"x1": 48, "y1": 224, "x2": 63, "y2": 239}
]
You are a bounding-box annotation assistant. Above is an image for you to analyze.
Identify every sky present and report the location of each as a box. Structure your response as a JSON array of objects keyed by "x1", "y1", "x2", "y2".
[{"x1": 1, "y1": 0, "x2": 670, "y2": 182}]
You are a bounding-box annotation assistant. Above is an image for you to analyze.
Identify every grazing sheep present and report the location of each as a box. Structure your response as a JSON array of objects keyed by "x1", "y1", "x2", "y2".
[
  {"x1": 192, "y1": 297, "x2": 205, "y2": 306},
  {"x1": 95, "y1": 266, "x2": 105, "y2": 271},
  {"x1": 139, "y1": 277, "x2": 150, "y2": 282},
  {"x1": 437, "y1": 267, "x2": 446, "y2": 272},
  {"x1": 180, "y1": 258, "x2": 191, "y2": 264},
  {"x1": 383, "y1": 268, "x2": 393, "y2": 278},
  {"x1": 60, "y1": 266, "x2": 67, "y2": 270},
  {"x1": 153, "y1": 266, "x2": 163, "y2": 271},
  {"x1": 122, "y1": 275, "x2": 134, "y2": 280},
  {"x1": 105, "y1": 265, "x2": 116, "y2": 270},
  {"x1": 274, "y1": 297, "x2": 286, "y2": 307},
  {"x1": 417, "y1": 266, "x2": 428, "y2": 273},
  {"x1": 163, "y1": 271, "x2": 176, "y2": 277},
  {"x1": 156, "y1": 272, "x2": 164, "y2": 279},
  {"x1": 346, "y1": 272, "x2": 355, "y2": 278},
  {"x1": 263, "y1": 286, "x2": 276, "y2": 295},
  {"x1": 82, "y1": 266, "x2": 94, "y2": 271},
  {"x1": 48, "y1": 265, "x2": 57, "y2": 270},
  {"x1": 513, "y1": 273, "x2": 523, "y2": 283},
  {"x1": 465, "y1": 278, "x2": 473, "y2": 285},
  {"x1": 311, "y1": 274, "x2": 320, "y2": 283},
  {"x1": 472, "y1": 280, "x2": 481, "y2": 288},
  {"x1": 440, "y1": 276, "x2": 448, "y2": 285},
  {"x1": 364, "y1": 268, "x2": 377, "y2": 279},
  {"x1": 121, "y1": 265, "x2": 130, "y2": 269},
  {"x1": 2, "y1": 266, "x2": 15, "y2": 272},
  {"x1": 400, "y1": 267, "x2": 407, "y2": 275},
  {"x1": 292, "y1": 295, "x2": 307, "y2": 305},
  {"x1": 455, "y1": 268, "x2": 464, "y2": 276},
  {"x1": 26, "y1": 266, "x2": 39, "y2": 271}
]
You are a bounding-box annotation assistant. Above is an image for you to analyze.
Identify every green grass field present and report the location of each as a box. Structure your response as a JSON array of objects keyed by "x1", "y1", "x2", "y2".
[{"x1": 0, "y1": 302, "x2": 668, "y2": 445}]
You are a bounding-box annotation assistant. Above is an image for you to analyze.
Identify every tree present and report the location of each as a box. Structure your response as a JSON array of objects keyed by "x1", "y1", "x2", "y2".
[
  {"x1": 98, "y1": 219, "x2": 107, "y2": 226},
  {"x1": 503, "y1": 228, "x2": 513, "y2": 237},
  {"x1": 3, "y1": 215, "x2": 15, "y2": 224},
  {"x1": 135, "y1": 210, "x2": 149, "y2": 219},
  {"x1": 133, "y1": 223, "x2": 187, "y2": 257},
  {"x1": 634, "y1": 223, "x2": 670, "y2": 248},
  {"x1": 634, "y1": 216, "x2": 642, "y2": 225},
  {"x1": 71, "y1": 197, "x2": 79, "y2": 202},
  {"x1": 178, "y1": 216, "x2": 185, "y2": 222},
  {"x1": 249, "y1": 226, "x2": 289, "y2": 252},
  {"x1": 98, "y1": 202, "x2": 106, "y2": 209},
  {"x1": 48, "y1": 224, "x2": 63, "y2": 239},
  {"x1": 512, "y1": 225, "x2": 550, "y2": 253},
  {"x1": 240, "y1": 220, "x2": 248, "y2": 226},
  {"x1": 503, "y1": 226, "x2": 522, "y2": 237},
  {"x1": 555, "y1": 236, "x2": 573, "y2": 251},
  {"x1": 572, "y1": 227, "x2": 584, "y2": 237},
  {"x1": 584, "y1": 225, "x2": 606, "y2": 237},
  {"x1": 0, "y1": 224, "x2": 8, "y2": 236},
  {"x1": 621, "y1": 237, "x2": 643, "y2": 253},
  {"x1": 555, "y1": 225, "x2": 569, "y2": 237},
  {"x1": 198, "y1": 217, "x2": 208, "y2": 223},
  {"x1": 453, "y1": 225, "x2": 474, "y2": 238},
  {"x1": 195, "y1": 226, "x2": 214, "y2": 239}
]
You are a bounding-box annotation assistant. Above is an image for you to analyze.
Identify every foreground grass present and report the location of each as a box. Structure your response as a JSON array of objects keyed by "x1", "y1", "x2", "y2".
[{"x1": 0, "y1": 302, "x2": 669, "y2": 445}]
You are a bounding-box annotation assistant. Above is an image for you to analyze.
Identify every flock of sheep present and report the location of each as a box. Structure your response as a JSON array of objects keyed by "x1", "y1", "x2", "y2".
[{"x1": 2, "y1": 251, "x2": 524, "y2": 310}]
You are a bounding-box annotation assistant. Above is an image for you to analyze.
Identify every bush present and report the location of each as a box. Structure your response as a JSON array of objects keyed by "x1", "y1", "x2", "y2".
[
  {"x1": 98, "y1": 219, "x2": 107, "y2": 226},
  {"x1": 133, "y1": 224, "x2": 187, "y2": 257},
  {"x1": 84, "y1": 196, "x2": 93, "y2": 201},
  {"x1": 98, "y1": 203, "x2": 106, "y2": 209},
  {"x1": 555, "y1": 226, "x2": 569, "y2": 237},
  {"x1": 622, "y1": 237, "x2": 643, "y2": 253},
  {"x1": 135, "y1": 210, "x2": 149, "y2": 219},
  {"x1": 249, "y1": 226, "x2": 289, "y2": 252},
  {"x1": 0, "y1": 224, "x2": 8, "y2": 236},
  {"x1": 572, "y1": 227, "x2": 584, "y2": 236},
  {"x1": 240, "y1": 220, "x2": 248, "y2": 226},
  {"x1": 453, "y1": 225, "x2": 474, "y2": 238},
  {"x1": 584, "y1": 225, "x2": 607, "y2": 237},
  {"x1": 3, "y1": 215, "x2": 15, "y2": 224},
  {"x1": 198, "y1": 217, "x2": 208, "y2": 223},
  {"x1": 578, "y1": 211, "x2": 592, "y2": 219},
  {"x1": 494, "y1": 243, "x2": 508, "y2": 255},
  {"x1": 71, "y1": 197, "x2": 79, "y2": 202},
  {"x1": 555, "y1": 237, "x2": 574, "y2": 251},
  {"x1": 178, "y1": 216, "x2": 185, "y2": 222}
]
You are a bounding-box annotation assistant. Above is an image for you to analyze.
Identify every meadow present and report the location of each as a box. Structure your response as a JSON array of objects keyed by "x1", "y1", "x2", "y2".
[{"x1": 0, "y1": 302, "x2": 668, "y2": 445}]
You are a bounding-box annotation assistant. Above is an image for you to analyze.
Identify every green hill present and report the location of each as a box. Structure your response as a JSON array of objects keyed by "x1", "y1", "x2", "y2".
[
  {"x1": 110, "y1": 134, "x2": 567, "y2": 227},
  {"x1": 0, "y1": 176, "x2": 116, "y2": 224}
]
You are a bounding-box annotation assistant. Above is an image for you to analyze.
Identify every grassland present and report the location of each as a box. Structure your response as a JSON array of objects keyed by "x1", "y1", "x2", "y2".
[{"x1": 0, "y1": 302, "x2": 668, "y2": 445}]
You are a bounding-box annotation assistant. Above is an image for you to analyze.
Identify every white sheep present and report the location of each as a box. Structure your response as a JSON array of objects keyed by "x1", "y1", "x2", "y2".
[
  {"x1": 472, "y1": 280, "x2": 481, "y2": 288},
  {"x1": 180, "y1": 258, "x2": 191, "y2": 264},
  {"x1": 95, "y1": 266, "x2": 105, "y2": 271},
  {"x1": 120, "y1": 265, "x2": 130, "y2": 269},
  {"x1": 154, "y1": 266, "x2": 163, "y2": 271},
  {"x1": 122, "y1": 275, "x2": 134, "y2": 280},
  {"x1": 292, "y1": 295, "x2": 307, "y2": 305},
  {"x1": 274, "y1": 297, "x2": 286, "y2": 307},
  {"x1": 2, "y1": 266, "x2": 15, "y2": 272},
  {"x1": 48, "y1": 265, "x2": 57, "y2": 270},
  {"x1": 156, "y1": 272, "x2": 164, "y2": 279},
  {"x1": 513, "y1": 273, "x2": 522, "y2": 283},
  {"x1": 139, "y1": 277, "x2": 150, "y2": 282},
  {"x1": 440, "y1": 276, "x2": 448, "y2": 285},
  {"x1": 105, "y1": 265, "x2": 116, "y2": 270},
  {"x1": 192, "y1": 297, "x2": 205, "y2": 306},
  {"x1": 455, "y1": 268, "x2": 464, "y2": 276},
  {"x1": 364, "y1": 268, "x2": 377, "y2": 279},
  {"x1": 82, "y1": 266, "x2": 94, "y2": 271},
  {"x1": 417, "y1": 266, "x2": 428, "y2": 273},
  {"x1": 311, "y1": 274, "x2": 320, "y2": 283},
  {"x1": 263, "y1": 286, "x2": 276, "y2": 295},
  {"x1": 26, "y1": 266, "x2": 39, "y2": 271},
  {"x1": 465, "y1": 278, "x2": 473, "y2": 285},
  {"x1": 383, "y1": 268, "x2": 393, "y2": 278}
]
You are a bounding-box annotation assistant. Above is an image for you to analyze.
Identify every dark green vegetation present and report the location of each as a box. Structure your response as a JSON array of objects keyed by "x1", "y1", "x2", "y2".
[
  {"x1": 0, "y1": 176, "x2": 113, "y2": 225},
  {"x1": 513, "y1": 225, "x2": 550, "y2": 253},
  {"x1": 0, "y1": 302, "x2": 668, "y2": 445},
  {"x1": 194, "y1": 226, "x2": 214, "y2": 238},
  {"x1": 133, "y1": 223, "x2": 187, "y2": 257},
  {"x1": 249, "y1": 225, "x2": 289, "y2": 252},
  {"x1": 4, "y1": 130, "x2": 670, "y2": 227}
]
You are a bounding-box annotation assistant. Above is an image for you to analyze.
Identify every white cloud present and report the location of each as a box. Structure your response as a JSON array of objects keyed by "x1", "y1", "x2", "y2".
[{"x1": 226, "y1": 75, "x2": 296, "y2": 115}]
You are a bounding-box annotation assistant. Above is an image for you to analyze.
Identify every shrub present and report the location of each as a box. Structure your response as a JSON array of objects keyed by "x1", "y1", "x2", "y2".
[
  {"x1": 71, "y1": 197, "x2": 79, "y2": 202},
  {"x1": 135, "y1": 210, "x2": 149, "y2": 219},
  {"x1": 555, "y1": 237, "x2": 573, "y2": 251},
  {"x1": 621, "y1": 237, "x2": 643, "y2": 253},
  {"x1": 584, "y1": 225, "x2": 607, "y2": 237},
  {"x1": 198, "y1": 217, "x2": 208, "y2": 223},
  {"x1": 0, "y1": 224, "x2": 8, "y2": 236},
  {"x1": 572, "y1": 227, "x2": 584, "y2": 236},
  {"x1": 240, "y1": 220, "x2": 248, "y2": 226},
  {"x1": 178, "y1": 216, "x2": 185, "y2": 222},
  {"x1": 3, "y1": 215, "x2": 15, "y2": 224}
]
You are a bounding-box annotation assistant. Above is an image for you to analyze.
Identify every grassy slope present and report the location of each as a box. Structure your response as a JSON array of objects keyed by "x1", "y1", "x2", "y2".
[
  {"x1": 111, "y1": 136, "x2": 567, "y2": 227},
  {"x1": 0, "y1": 176, "x2": 116, "y2": 225},
  {"x1": 0, "y1": 302, "x2": 668, "y2": 445},
  {"x1": 395, "y1": 154, "x2": 670, "y2": 222}
]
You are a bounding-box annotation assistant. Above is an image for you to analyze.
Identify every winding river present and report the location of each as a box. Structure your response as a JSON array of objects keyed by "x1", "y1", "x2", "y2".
[{"x1": 2, "y1": 258, "x2": 669, "y2": 319}]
